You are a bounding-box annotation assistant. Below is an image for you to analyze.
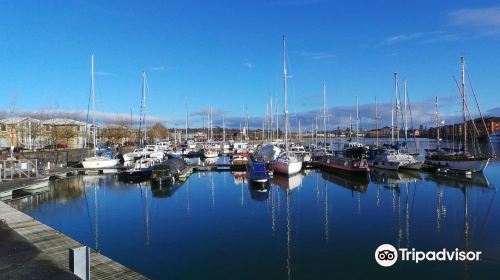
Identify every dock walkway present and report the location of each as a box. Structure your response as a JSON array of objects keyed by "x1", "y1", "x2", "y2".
[{"x1": 0, "y1": 201, "x2": 148, "y2": 279}]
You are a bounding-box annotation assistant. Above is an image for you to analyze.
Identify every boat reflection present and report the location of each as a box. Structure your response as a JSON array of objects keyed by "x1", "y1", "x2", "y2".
[
  {"x1": 248, "y1": 183, "x2": 270, "y2": 201},
  {"x1": 320, "y1": 170, "x2": 369, "y2": 193},
  {"x1": 151, "y1": 182, "x2": 182, "y2": 198},
  {"x1": 423, "y1": 171, "x2": 490, "y2": 189},
  {"x1": 272, "y1": 173, "x2": 304, "y2": 191},
  {"x1": 370, "y1": 168, "x2": 421, "y2": 188},
  {"x1": 232, "y1": 171, "x2": 248, "y2": 185},
  {"x1": 202, "y1": 157, "x2": 219, "y2": 165}
]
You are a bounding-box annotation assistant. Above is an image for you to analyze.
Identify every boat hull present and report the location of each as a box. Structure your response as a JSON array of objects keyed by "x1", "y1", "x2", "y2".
[
  {"x1": 424, "y1": 158, "x2": 490, "y2": 173},
  {"x1": 318, "y1": 157, "x2": 370, "y2": 174},
  {"x1": 270, "y1": 160, "x2": 302, "y2": 175},
  {"x1": 82, "y1": 158, "x2": 119, "y2": 169},
  {"x1": 369, "y1": 160, "x2": 400, "y2": 171},
  {"x1": 399, "y1": 161, "x2": 423, "y2": 170}
]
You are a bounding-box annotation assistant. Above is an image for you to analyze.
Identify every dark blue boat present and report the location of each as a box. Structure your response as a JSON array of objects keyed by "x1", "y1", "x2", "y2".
[{"x1": 247, "y1": 160, "x2": 270, "y2": 183}]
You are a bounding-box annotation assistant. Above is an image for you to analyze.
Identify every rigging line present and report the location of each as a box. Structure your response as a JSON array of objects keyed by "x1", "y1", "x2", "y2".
[
  {"x1": 477, "y1": 189, "x2": 496, "y2": 238},
  {"x1": 453, "y1": 76, "x2": 480, "y2": 137},
  {"x1": 405, "y1": 87, "x2": 418, "y2": 153},
  {"x1": 467, "y1": 70, "x2": 496, "y2": 158}
]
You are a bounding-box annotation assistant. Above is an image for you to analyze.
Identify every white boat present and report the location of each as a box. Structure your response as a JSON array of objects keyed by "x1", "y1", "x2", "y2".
[
  {"x1": 82, "y1": 157, "x2": 119, "y2": 168},
  {"x1": 123, "y1": 146, "x2": 164, "y2": 162},
  {"x1": 269, "y1": 37, "x2": 302, "y2": 176},
  {"x1": 81, "y1": 54, "x2": 119, "y2": 169},
  {"x1": 271, "y1": 153, "x2": 302, "y2": 175},
  {"x1": 369, "y1": 148, "x2": 421, "y2": 170},
  {"x1": 202, "y1": 149, "x2": 218, "y2": 158},
  {"x1": 369, "y1": 153, "x2": 401, "y2": 170}
]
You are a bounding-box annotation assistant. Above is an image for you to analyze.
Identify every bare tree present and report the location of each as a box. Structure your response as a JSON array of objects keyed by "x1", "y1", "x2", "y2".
[{"x1": 147, "y1": 123, "x2": 169, "y2": 142}]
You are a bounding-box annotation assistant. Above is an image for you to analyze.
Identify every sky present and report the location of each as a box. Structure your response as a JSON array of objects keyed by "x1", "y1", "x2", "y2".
[{"x1": 1, "y1": 0, "x2": 499, "y2": 130}]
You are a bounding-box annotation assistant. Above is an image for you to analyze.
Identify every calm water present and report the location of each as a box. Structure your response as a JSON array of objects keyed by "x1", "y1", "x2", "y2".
[{"x1": 7, "y1": 144, "x2": 500, "y2": 280}]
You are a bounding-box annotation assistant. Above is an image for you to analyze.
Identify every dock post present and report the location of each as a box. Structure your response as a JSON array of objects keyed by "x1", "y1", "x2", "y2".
[{"x1": 69, "y1": 246, "x2": 90, "y2": 280}]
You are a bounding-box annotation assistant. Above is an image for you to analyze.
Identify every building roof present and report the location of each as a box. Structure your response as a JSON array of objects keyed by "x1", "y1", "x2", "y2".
[
  {"x1": 0, "y1": 117, "x2": 42, "y2": 124},
  {"x1": 42, "y1": 118, "x2": 88, "y2": 126}
]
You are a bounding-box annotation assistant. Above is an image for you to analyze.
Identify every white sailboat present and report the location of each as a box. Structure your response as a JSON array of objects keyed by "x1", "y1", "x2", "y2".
[
  {"x1": 82, "y1": 53, "x2": 119, "y2": 169},
  {"x1": 270, "y1": 37, "x2": 302, "y2": 175}
]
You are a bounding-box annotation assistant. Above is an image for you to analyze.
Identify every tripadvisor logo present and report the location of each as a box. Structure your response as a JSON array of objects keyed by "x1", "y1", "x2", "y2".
[{"x1": 375, "y1": 244, "x2": 482, "y2": 267}]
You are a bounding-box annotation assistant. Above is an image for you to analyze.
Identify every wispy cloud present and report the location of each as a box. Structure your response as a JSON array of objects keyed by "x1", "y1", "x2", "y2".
[
  {"x1": 151, "y1": 66, "x2": 165, "y2": 71},
  {"x1": 242, "y1": 62, "x2": 255, "y2": 69},
  {"x1": 94, "y1": 71, "x2": 115, "y2": 76},
  {"x1": 449, "y1": 7, "x2": 500, "y2": 35},
  {"x1": 300, "y1": 51, "x2": 335, "y2": 60},
  {"x1": 379, "y1": 31, "x2": 449, "y2": 46}
]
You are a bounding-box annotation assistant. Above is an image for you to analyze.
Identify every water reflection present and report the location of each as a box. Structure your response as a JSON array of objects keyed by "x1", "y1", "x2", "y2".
[
  {"x1": 272, "y1": 173, "x2": 304, "y2": 191},
  {"x1": 321, "y1": 171, "x2": 369, "y2": 193},
  {"x1": 5, "y1": 158, "x2": 500, "y2": 280}
]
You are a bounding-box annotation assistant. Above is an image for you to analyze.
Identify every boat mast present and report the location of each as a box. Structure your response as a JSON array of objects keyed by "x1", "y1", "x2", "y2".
[
  {"x1": 270, "y1": 95, "x2": 273, "y2": 141},
  {"x1": 394, "y1": 73, "x2": 400, "y2": 144},
  {"x1": 404, "y1": 79, "x2": 408, "y2": 144},
  {"x1": 461, "y1": 56, "x2": 467, "y2": 154},
  {"x1": 91, "y1": 53, "x2": 96, "y2": 157},
  {"x1": 356, "y1": 96, "x2": 359, "y2": 142},
  {"x1": 375, "y1": 96, "x2": 379, "y2": 147},
  {"x1": 283, "y1": 36, "x2": 289, "y2": 157},
  {"x1": 298, "y1": 119, "x2": 301, "y2": 143},
  {"x1": 140, "y1": 71, "x2": 148, "y2": 145},
  {"x1": 245, "y1": 105, "x2": 249, "y2": 141},
  {"x1": 185, "y1": 97, "x2": 188, "y2": 141},
  {"x1": 391, "y1": 107, "x2": 394, "y2": 145},
  {"x1": 323, "y1": 82, "x2": 327, "y2": 148},
  {"x1": 275, "y1": 97, "x2": 279, "y2": 140},
  {"x1": 210, "y1": 107, "x2": 213, "y2": 142},
  {"x1": 436, "y1": 96, "x2": 440, "y2": 148},
  {"x1": 222, "y1": 113, "x2": 225, "y2": 144}
]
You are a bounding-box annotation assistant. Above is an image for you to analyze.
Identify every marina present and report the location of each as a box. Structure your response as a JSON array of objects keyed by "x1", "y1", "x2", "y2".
[
  {"x1": 1, "y1": 2, "x2": 500, "y2": 279},
  {"x1": 2, "y1": 140, "x2": 499, "y2": 279}
]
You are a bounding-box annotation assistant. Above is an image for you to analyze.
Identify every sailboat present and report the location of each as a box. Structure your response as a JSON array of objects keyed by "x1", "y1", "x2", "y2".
[
  {"x1": 369, "y1": 74, "x2": 422, "y2": 170},
  {"x1": 82, "y1": 53, "x2": 119, "y2": 169},
  {"x1": 424, "y1": 57, "x2": 490, "y2": 173},
  {"x1": 318, "y1": 97, "x2": 370, "y2": 174},
  {"x1": 269, "y1": 37, "x2": 302, "y2": 175}
]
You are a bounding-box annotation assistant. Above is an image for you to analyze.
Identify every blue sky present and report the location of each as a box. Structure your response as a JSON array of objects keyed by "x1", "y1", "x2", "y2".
[{"x1": 1, "y1": 0, "x2": 499, "y2": 129}]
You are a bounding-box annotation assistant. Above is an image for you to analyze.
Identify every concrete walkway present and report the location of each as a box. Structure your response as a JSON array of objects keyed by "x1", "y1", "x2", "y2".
[
  {"x1": 0, "y1": 201, "x2": 148, "y2": 280},
  {"x1": 0, "y1": 219, "x2": 79, "y2": 279}
]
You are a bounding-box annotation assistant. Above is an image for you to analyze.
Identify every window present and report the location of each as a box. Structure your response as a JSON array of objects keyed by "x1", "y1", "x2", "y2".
[
  {"x1": 0, "y1": 124, "x2": 6, "y2": 132},
  {"x1": 45, "y1": 125, "x2": 51, "y2": 132}
]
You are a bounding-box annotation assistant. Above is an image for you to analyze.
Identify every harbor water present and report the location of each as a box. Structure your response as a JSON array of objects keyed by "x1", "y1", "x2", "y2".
[{"x1": 7, "y1": 143, "x2": 500, "y2": 279}]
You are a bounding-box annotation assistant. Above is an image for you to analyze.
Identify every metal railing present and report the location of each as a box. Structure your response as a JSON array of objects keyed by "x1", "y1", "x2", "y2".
[{"x1": 0, "y1": 159, "x2": 39, "y2": 181}]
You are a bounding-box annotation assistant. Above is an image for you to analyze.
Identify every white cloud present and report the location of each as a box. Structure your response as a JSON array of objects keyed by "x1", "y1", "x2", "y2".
[
  {"x1": 151, "y1": 66, "x2": 165, "y2": 71},
  {"x1": 449, "y1": 7, "x2": 500, "y2": 29},
  {"x1": 94, "y1": 71, "x2": 115, "y2": 76},
  {"x1": 243, "y1": 62, "x2": 255, "y2": 69},
  {"x1": 300, "y1": 51, "x2": 335, "y2": 60},
  {"x1": 379, "y1": 31, "x2": 449, "y2": 46}
]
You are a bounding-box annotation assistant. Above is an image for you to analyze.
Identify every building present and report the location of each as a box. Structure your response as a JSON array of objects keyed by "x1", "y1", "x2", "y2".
[
  {"x1": 0, "y1": 117, "x2": 43, "y2": 149},
  {"x1": 41, "y1": 118, "x2": 88, "y2": 149},
  {"x1": 0, "y1": 117, "x2": 89, "y2": 150}
]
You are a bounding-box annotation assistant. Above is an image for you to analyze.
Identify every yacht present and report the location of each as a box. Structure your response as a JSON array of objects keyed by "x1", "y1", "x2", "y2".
[
  {"x1": 81, "y1": 54, "x2": 119, "y2": 169},
  {"x1": 269, "y1": 37, "x2": 302, "y2": 176},
  {"x1": 425, "y1": 58, "x2": 490, "y2": 173}
]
